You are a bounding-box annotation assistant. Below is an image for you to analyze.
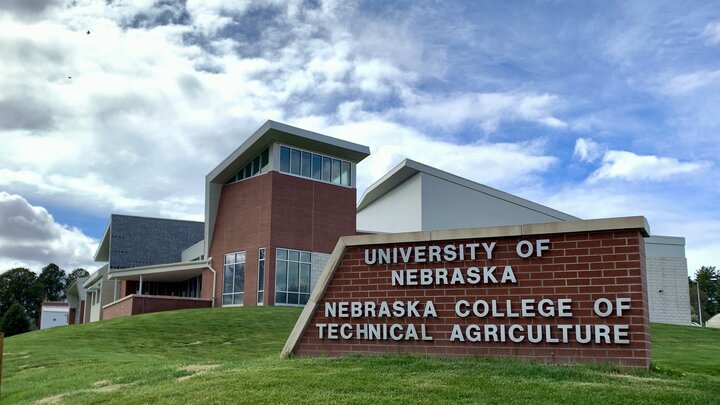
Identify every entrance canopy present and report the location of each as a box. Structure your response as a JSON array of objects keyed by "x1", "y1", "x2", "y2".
[{"x1": 108, "y1": 260, "x2": 209, "y2": 282}]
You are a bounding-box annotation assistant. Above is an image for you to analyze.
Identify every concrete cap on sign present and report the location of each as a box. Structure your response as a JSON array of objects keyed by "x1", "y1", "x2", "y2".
[{"x1": 520, "y1": 216, "x2": 650, "y2": 238}]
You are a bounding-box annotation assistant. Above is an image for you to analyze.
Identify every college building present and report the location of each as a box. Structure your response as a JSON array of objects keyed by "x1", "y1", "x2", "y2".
[{"x1": 65, "y1": 121, "x2": 690, "y2": 325}]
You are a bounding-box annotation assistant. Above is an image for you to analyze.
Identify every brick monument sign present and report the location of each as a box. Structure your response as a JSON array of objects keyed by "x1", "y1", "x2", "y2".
[{"x1": 283, "y1": 217, "x2": 652, "y2": 367}]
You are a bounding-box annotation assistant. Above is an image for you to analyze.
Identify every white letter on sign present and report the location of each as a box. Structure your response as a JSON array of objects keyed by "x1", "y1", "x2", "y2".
[
  {"x1": 516, "y1": 240, "x2": 533, "y2": 258},
  {"x1": 594, "y1": 298, "x2": 613, "y2": 317}
]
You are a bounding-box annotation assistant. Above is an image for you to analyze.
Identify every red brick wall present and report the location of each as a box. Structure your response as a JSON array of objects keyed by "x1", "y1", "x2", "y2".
[
  {"x1": 209, "y1": 171, "x2": 356, "y2": 307},
  {"x1": 209, "y1": 174, "x2": 273, "y2": 306},
  {"x1": 294, "y1": 230, "x2": 651, "y2": 367},
  {"x1": 268, "y1": 173, "x2": 356, "y2": 305},
  {"x1": 200, "y1": 268, "x2": 215, "y2": 300},
  {"x1": 103, "y1": 295, "x2": 213, "y2": 320},
  {"x1": 270, "y1": 173, "x2": 356, "y2": 253},
  {"x1": 103, "y1": 295, "x2": 135, "y2": 320}
]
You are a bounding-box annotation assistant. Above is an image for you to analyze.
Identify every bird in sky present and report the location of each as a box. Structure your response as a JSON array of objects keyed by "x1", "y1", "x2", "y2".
[{"x1": 86, "y1": 30, "x2": 90, "y2": 35}]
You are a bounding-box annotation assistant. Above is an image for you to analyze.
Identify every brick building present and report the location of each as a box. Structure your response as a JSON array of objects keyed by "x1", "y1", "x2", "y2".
[{"x1": 76, "y1": 120, "x2": 689, "y2": 325}]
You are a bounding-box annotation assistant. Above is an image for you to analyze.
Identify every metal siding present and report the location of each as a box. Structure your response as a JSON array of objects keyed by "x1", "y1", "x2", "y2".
[
  {"x1": 644, "y1": 236, "x2": 686, "y2": 258},
  {"x1": 421, "y1": 172, "x2": 567, "y2": 230},
  {"x1": 356, "y1": 173, "x2": 423, "y2": 232},
  {"x1": 181, "y1": 240, "x2": 205, "y2": 262}
]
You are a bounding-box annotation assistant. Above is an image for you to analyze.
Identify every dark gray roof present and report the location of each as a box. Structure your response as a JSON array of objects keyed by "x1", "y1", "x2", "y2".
[{"x1": 104, "y1": 215, "x2": 204, "y2": 271}]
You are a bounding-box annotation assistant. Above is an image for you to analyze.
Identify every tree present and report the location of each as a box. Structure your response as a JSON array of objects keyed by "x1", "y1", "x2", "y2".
[
  {"x1": 39, "y1": 263, "x2": 67, "y2": 301},
  {"x1": 65, "y1": 268, "x2": 90, "y2": 289},
  {"x1": 694, "y1": 266, "x2": 719, "y2": 322},
  {"x1": 0, "y1": 302, "x2": 31, "y2": 336},
  {"x1": 0, "y1": 268, "x2": 44, "y2": 322}
]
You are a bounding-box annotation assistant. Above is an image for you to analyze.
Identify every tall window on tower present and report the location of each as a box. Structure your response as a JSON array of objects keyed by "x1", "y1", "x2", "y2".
[
  {"x1": 275, "y1": 248, "x2": 311, "y2": 305},
  {"x1": 223, "y1": 251, "x2": 245, "y2": 305}
]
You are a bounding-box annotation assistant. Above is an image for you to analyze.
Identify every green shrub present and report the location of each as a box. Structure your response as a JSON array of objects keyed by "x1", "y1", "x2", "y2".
[{"x1": 1, "y1": 302, "x2": 30, "y2": 337}]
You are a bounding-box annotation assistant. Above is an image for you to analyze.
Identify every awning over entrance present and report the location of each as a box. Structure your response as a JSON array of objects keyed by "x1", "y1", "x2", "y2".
[{"x1": 108, "y1": 260, "x2": 209, "y2": 282}]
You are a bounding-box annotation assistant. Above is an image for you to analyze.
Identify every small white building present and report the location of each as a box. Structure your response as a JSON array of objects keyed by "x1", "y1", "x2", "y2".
[
  {"x1": 706, "y1": 314, "x2": 720, "y2": 328},
  {"x1": 39, "y1": 302, "x2": 69, "y2": 330}
]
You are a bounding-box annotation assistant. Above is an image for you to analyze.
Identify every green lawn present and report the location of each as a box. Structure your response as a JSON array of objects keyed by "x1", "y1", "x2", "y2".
[{"x1": 2, "y1": 307, "x2": 719, "y2": 404}]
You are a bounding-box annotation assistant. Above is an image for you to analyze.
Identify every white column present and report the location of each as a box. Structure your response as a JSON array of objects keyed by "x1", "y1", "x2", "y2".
[{"x1": 139, "y1": 275, "x2": 143, "y2": 295}]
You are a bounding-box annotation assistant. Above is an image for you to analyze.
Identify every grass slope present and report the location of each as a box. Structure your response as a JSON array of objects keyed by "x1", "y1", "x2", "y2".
[{"x1": 2, "y1": 307, "x2": 719, "y2": 405}]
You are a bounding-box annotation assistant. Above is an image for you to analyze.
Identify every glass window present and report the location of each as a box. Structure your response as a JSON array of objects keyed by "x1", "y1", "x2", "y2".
[
  {"x1": 332, "y1": 159, "x2": 341, "y2": 184},
  {"x1": 222, "y1": 251, "x2": 245, "y2": 306},
  {"x1": 301, "y1": 151, "x2": 312, "y2": 177},
  {"x1": 300, "y1": 263, "x2": 311, "y2": 293},
  {"x1": 277, "y1": 145, "x2": 351, "y2": 187},
  {"x1": 312, "y1": 154, "x2": 322, "y2": 179},
  {"x1": 290, "y1": 149, "x2": 301, "y2": 175},
  {"x1": 257, "y1": 248, "x2": 265, "y2": 305},
  {"x1": 223, "y1": 265, "x2": 233, "y2": 295},
  {"x1": 276, "y1": 260, "x2": 287, "y2": 292},
  {"x1": 275, "y1": 248, "x2": 312, "y2": 306},
  {"x1": 341, "y1": 161, "x2": 350, "y2": 186},
  {"x1": 322, "y1": 157, "x2": 332, "y2": 182},
  {"x1": 234, "y1": 263, "x2": 245, "y2": 292},
  {"x1": 288, "y1": 262, "x2": 299, "y2": 292},
  {"x1": 280, "y1": 146, "x2": 290, "y2": 173},
  {"x1": 226, "y1": 148, "x2": 272, "y2": 185}
]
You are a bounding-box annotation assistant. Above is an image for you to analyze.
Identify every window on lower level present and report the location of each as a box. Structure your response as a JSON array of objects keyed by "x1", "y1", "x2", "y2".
[
  {"x1": 257, "y1": 248, "x2": 265, "y2": 305},
  {"x1": 275, "y1": 248, "x2": 311, "y2": 305},
  {"x1": 223, "y1": 251, "x2": 245, "y2": 305}
]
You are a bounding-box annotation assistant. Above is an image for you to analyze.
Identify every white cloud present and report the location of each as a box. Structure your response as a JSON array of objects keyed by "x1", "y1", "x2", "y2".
[
  {"x1": 573, "y1": 138, "x2": 605, "y2": 163},
  {"x1": 661, "y1": 69, "x2": 720, "y2": 95},
  {"x1": 312, "y1": 119, "x2": 558, "y2": 193},
  {"x1": 399, "y1": 92, "x2": 566, "y2": 133},
  {"x1": 589, "y1": 150, "x2": 711, "y2": 182},
  {"x1": 0, "y1": 192, "x2": 97, "y2": 272},
  {"x1": 0, "y1": 0, "x2": 568, "y2": 230},
  {"x1": 702, "y1": 21, "x2": 720, "y2": 44}
]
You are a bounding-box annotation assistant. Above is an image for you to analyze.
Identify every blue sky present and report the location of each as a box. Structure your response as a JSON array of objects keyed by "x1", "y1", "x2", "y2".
[{"x1": 0, "y1": 0, "x2": 717, "y2": 274}]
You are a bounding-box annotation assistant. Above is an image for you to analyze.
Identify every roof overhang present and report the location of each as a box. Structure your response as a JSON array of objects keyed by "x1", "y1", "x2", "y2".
[
  {"x1": 83, "y1": 265, "x2": 108, "y2": 288},
  {"x1": 357, "y1": 159, "x2": 580, "y2": 222},
  {"x1": 107, "y1": 260, "x2": 209, "y2": 282},
  {"x1": 207, "y1": 120, "x2": 370, "y2": 184},
  {"x1": 93, "y1": 219, "x2": 112, "y2": 262}
]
